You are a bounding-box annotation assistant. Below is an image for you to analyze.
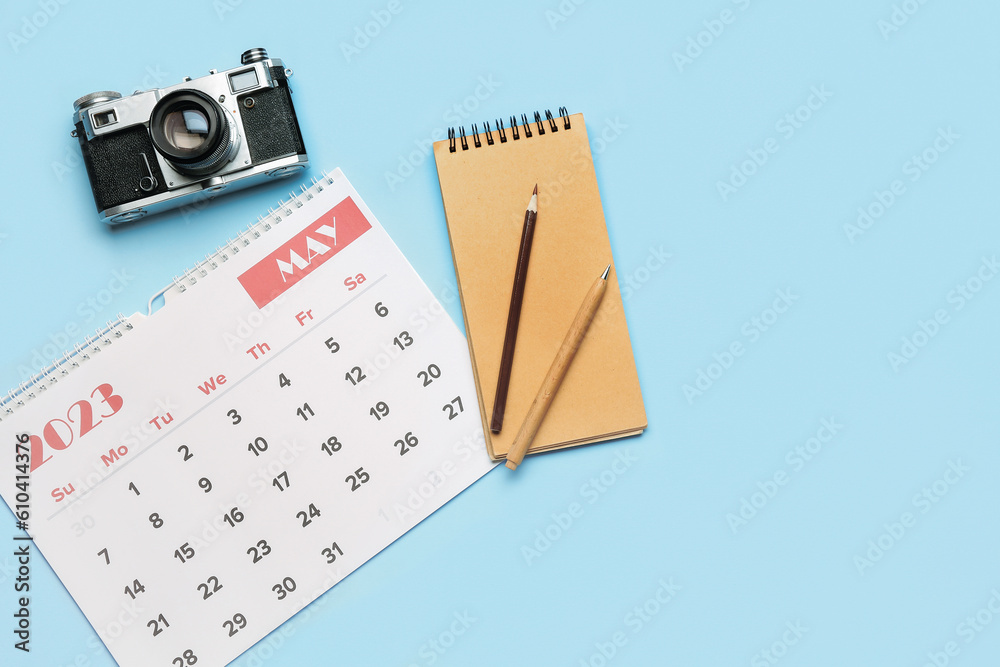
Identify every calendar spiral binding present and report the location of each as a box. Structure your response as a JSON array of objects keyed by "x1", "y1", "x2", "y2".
[
  {"x1": 446, "y1": 107, "x2": 571, "y2": 153},
  {"x1": 0, "y1": 314, "x2": 134, "y2": 422},
  {"x1": 0, "y1": 171, "x2": 340, "y2": 423},
  {"x1": 148, "y1": 170, "x2": 339, "y2": 309}
]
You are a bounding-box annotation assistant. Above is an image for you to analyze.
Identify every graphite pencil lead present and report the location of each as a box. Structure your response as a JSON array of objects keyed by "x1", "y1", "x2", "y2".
[
  {"x1": 527, "y1": 186, "x2": 538, "y2": 213},
  {"x1": 601, "y1": 264, "x2": 611, "y2": 280},
  {"x1": 533, "y1": 183, "x2": 538, "y2": 195}
]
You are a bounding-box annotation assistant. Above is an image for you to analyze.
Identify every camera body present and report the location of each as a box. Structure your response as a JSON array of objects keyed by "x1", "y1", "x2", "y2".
[{"x1": 72, "y1": 48, "x2": 308, "y2": 225}]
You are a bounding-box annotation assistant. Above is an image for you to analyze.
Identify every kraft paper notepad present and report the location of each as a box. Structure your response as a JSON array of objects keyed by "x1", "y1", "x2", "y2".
[{"x1": 433, "y1": 109, "x2": 646, "y2": 460}]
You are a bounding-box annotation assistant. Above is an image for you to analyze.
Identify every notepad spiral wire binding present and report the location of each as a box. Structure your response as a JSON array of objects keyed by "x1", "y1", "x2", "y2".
[
  {"x1": 447, "y1": 107, "x2": 571, "y2": 153},
  {"x1": 0, "y1": 314, "x2": 134, "y2": 422}
]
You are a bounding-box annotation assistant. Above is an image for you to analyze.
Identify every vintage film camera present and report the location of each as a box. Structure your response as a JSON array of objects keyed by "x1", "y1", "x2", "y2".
[{"x1": 72, "y1": 48, "x2": 308, "y2": 225}]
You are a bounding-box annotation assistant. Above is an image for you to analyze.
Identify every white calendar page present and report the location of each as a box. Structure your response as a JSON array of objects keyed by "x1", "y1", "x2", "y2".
[{"x1": 0, "y1": 169, "x2": 495, "y2": 667}]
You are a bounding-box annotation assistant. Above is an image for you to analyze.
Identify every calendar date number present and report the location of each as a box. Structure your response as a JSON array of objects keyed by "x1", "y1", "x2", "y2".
[
  {"x1": 297, "y1": 503, "x2": 321, "y2": 527},
  {"x1": 345, "y1": 366, "x2": 366, "y2": 386},
  {"x1": 124, "y1": 578, "x2": 145, "y2": 599},
  {"x1": 174, "y1": 542, "x2": 196, "y2": 564},
  {"x1": 321, "y1": 542, "x2": 344, "y2": 564},
  {"x1": 173, "y1": 649, "x2": 198, "y2": 666},
  {"x1": 197, "y1": 575, "x2": 223, "y2": 600},
  {"x1": 394, "y1": 432, "x2": 419, "y2": 456},
  {"x1": 393, "y1": 330, "x2": 413, "y2": 350},
  {"x1": 222, "y1": 507, "x2": 245, "y2": 527},
  {"x1": 272, "y1": 577, "x2": 297, "y2": 600},
  {"x1": 247, "y1": 436, "x2": 268, "y2": 456},
  {"x1": 321, "y1": 435, "x2": 343, "y2": 456},
  {"x1": 417, "y1": 363, "x2": 441, "y2": 387},
  {"x1": 443, "y1": 396, "x2": 464, "y2": 420},
  {"x1": 148, "y1": 613, "x2": 170, "y2": 637},
  {"x1": 223, "y1": 613, "x2": 247, "y2": 637},
  {"x1": 345, "y1": 467, "x2": 370, "y2": 492},
  {"x1": 247, "y1": 540, "x2": 272, "y2": 564},
  {"x1": 273, "y1": 471, "x2": 290, "y2": 492},
  {"x1": 369, "y1": 401, "x2": 390, "y2": 421}
]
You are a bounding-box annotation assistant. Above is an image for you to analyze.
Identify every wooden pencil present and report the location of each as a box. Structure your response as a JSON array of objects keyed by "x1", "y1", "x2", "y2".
[
  {"x1": 505, "y1": 264, "x2": 612, "y2": 470},
  {"x1": 490, "y1": 184, "x2": 538, "y2": 433}
]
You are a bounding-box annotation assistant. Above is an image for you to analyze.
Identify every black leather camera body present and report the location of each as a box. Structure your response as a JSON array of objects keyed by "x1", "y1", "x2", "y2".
[{"x1": 72, "y1": 48, "x2": 308, "y2": 225}]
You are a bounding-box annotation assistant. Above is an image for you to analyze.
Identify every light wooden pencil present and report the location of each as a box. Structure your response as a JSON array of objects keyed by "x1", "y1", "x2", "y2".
[{"x1": 505, "y1": 264, "x2": 612, "y2": 470}]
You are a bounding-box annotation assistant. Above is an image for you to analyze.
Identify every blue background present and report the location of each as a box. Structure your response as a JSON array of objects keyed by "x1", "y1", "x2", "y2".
[{"x1": 1, "y1": 0, "x2": 999, "y2": 665}]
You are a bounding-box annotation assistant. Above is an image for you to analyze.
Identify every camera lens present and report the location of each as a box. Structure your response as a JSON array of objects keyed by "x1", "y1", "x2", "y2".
[
  {"x1": 150, "y1": 90, "x2": 240, "y2": 176},
  {"x1": 162, "y1": 108, "x2": 210, "y2": 151}
]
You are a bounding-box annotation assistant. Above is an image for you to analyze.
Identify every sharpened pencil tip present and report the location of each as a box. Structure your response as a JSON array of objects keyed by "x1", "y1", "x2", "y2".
[
  {"x1": 533, "y1": 184, "x2": 538, "y2": 195},
  {"x1": 527, "y1": 186, "x2": 538, "y2": 213},
  {"x1": 601, "y1": 264, "x2": 611, "y2": 280}
]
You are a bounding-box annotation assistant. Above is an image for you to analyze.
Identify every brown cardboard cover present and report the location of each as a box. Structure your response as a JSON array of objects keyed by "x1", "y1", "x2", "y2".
[{"x1": 433, "y1": 113, "x2": 646, "y2": 460}]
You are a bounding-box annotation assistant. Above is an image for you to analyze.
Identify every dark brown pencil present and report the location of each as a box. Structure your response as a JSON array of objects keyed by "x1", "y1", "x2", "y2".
[{"x1": 490, "y1": 184, "x2": 538, "y2": 433}]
